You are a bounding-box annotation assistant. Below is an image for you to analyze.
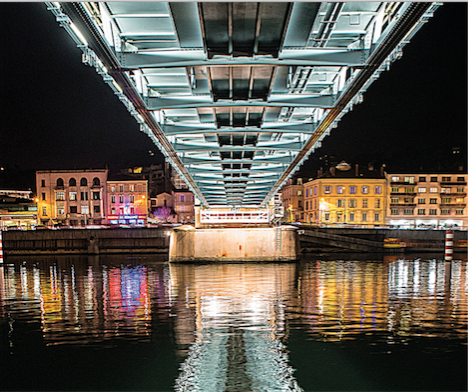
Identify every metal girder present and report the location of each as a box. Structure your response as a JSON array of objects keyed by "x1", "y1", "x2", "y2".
[
  {"x1": 173, "y1": 141, "x2": 304, "y2": 152},
  {"x1": 163, "y1": 124, "x2": 316, "y2": 135},
  {"x1": 118, "y1": 49, "x2": 369, "y2": 68},
  {"x1": 179, "y1": 155, "x2": 295, "y2": 165}
]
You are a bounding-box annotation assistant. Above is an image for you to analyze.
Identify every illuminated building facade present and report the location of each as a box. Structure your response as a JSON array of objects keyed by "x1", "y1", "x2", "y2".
[
  {"x1": 36, "y1": 169, "x2": 108, "y2": 226},
  {"x1": 279, "y1": 178, "x2": 304, "y2": 222},
  {"x1": 386, "y1": 173, "x2": 467, "y2": 229},
  {"x1": 172, "y1": 190, "x2": 195, "y2": 224},
  {"x1": 0, "y1": 191, "x2": 38, "y2": 229},
  {"x1": 106, "y1": 178, "x2": 148, "y2": 226}
]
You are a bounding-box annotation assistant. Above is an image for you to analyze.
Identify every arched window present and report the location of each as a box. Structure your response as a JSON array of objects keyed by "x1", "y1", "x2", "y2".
[
  {"x1": 80, "y1": 178, "x2": 88, "y2": 186},
  {"x1": 69, "y1": 178, "x2": 76, "y2": 186},
  {"x1": 93, "y1": 177, "x2": 100, "y2": 186},
  {"x1": 56, "y1": 178, "x2": 64, "y2": 187}
]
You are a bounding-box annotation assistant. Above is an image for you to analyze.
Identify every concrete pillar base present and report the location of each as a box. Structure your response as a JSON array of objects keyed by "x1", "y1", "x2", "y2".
[{"x1": 169, "y1": 226, "x2": 299, "y2": 262}]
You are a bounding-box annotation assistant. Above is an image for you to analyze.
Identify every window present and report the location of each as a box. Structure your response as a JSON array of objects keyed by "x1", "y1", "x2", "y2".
[
  {"x1": 429, "y1": 209, "x2": 437, "y2": 215},
  {"x1": 314, "y1": 200, "x2": 317, "y2": 209},
  {"x1": 94, "y1": 205, "x2": 100, "y2": 214},
  {"x1": 440, "y1": 209, "x2": 450, "y2": 215},
  {"x1": 362, "y1": 199, "x2": 368, "y2": 208},
  {"x1": 349, "y1": 213, "x2": 355, "y2": 222},
  {"x1": 441, "y1": 188, "x2": 451, "y2": 194},
  {"x1": 457, "y1": 177, "x2": 465, "y2": 182},
  {"x1": 404, "y1": 198, "x2": 412, "y2": 203},
  {"x1": 391, "y1": 209, "x2": 398, "y2": 215},
  {"x1": 430, "y1": 176, "x2": 438, "y2": 182},
  {"x1": 337, "y1": 186, "x2": 344, "y2": 194},
  {"x1": 306, "y1": 189, "x2": 309, "y2": 197},
  {"x1": 374, "y1": 213, "x2": 380, "y2": 221},
  {"x1": 81, "y1": 191, "x2": 88, "y2": 201},
  {"x1": 457, "y1": 188, "x2": 465, "y2": 193},
  {"x1": 456, "y1": 198, "x2": 464, "y2": 203},
  {"x1": 130, "y1": 207, "x2": 134, "y2": 215},
  {"x1": 298, "y1": 200, "x2": 302, "y2": 208},
  {"x1": 92, "y1": 192, "x2": 100, "y2": 200},
  {"x1": 80, "y1": 178, "x2": 87, "y2": 186},
  {"x1": 349, "y1": 186, "x2": 356, "y2": 194},
  {"x1": 119, "y1": 208, "x2": 124, "y2": 215},
  {"x1": 374, "y1": 186, "x2": 382, "y2": 194},
  {"x1": 93, "y1": 177, "x2": 100, "y2": 186},
  {"x1": 130, "y1": 195, "x2": 134, "y2": 203},
  {"x1": 362, "y1": 213, "x2": 367, "y2": 222},
  {"x1": 391, "y1": 176, "x2": 399, "y2": 182},
  {"x1": 111, "y1": 186, "x2": 115, "y2": 193},
  {"x1": 348, "y1": 199, "x2": 357, "y2": 208},
  {"x1": 337, "y1": 199, "x2": 345, "y2": 208},
  {"x1": 375, "y1": 199, "x2": 381, "y2": 208},
  {"x1": 404, "y1": 177, "x2": 415, "y2": 184},
  {"x1": 130, "y1": 184, "x2": 134, "y2": 192},
  {"x1": 180, "y1": 195, "x2": 185, "y2": 202},
  {"x1": 119, "y1": 195, "x2": 124, "y2": 203},
  {"x1": 119, "y1": 185, "x2": 124, "y2": 192},
  {"x1": 417, "y1": 209, "x2": 426, "y2": 215},
  {"x1": 42, "y1": 192, "x2": 46, "y2": 201},
  {"x1": 418, "y1": 199, "x2": 426, "y2": 204},
  {"x1": 456, "y1": 209, "x2": 464, "y2": 215},
  {"x1": 419, "y1": 177, "x2": 426, "y2": 182},
  {"x1": 56, "y1": 191, "x2": 64, "y2": 201},
  {"x1": 324, "y1": 212, "x2": 330, "y2": 221},
  {"x1": 406, "y1": 187, "x2": 414, "y2": 193},
  {"x1": 429, "y1": 198, "x2": 437, "y2": 204},
  {"x1": 418, "y1": 188, "x2": 426, "y2": 193},
  {"x1": 441, "y1": 198, "x2": 451, "y2": 204},
  {"x1": 191, "y1": 195, "x2": 195, "y2": 202},
  {"x1": 41, "y1": 180, "x2": 46, "y2": 187},
  {"x1": 403, "y1": 209, "x2": 414, "y2": 215},
  {"x1": 57, "y1": 207, "x2": 65, "y2": 216},
  {"x1": 81, "y1": 205, "x2": 89, "y2": 214},
  {"x1": 111, "y1": 196, "x2": 116, "y2": 204},
  {"x1": 180, "y1": 205, "x2": 185, "y2": 212},
  {"x1": 306, "y1": 201, "x2": 309, "y2": 210},
  {"x1": 429, "y1": 188, "x2": 438, "y2": 193},
  {"x1": 69, "y1": 192, "x2": 77, "y2": 201},
  {"x1": 70, "y1": 206, "x2": 77, "y2": 214},
  {"x1": 391, "y1": 198, "x2": 399, "y2": 203},
  {"x1": 391, "y1": 187, "x2": 399, "y2": 193},
  {"x1": 56, "y1": 178, "x2": 64, "y2": 187},
  {"x1": 324, "y1": 186, "x2": 331, "y2": 194},
  {"x1": 42, "y1": 207, "x2": 47, "y2": 215},
  {"x1": 69, "y1": 178, "x2": 76, "y2": 186},
  {"x1": 298, "y1": 190, "x2": 302, "y2": 196},
  {"x1": 111, "y1": 208, "x2": 116, "y2": 215},
  {"x1": 314, "y1": 187, "x2": 317, "y2": 195},
  {"x1": 362, "y1": 186, "x2": 369, "y2": 194},
  {"x1": 442, "y1": 176, "x2": 451, "y2": 182}
]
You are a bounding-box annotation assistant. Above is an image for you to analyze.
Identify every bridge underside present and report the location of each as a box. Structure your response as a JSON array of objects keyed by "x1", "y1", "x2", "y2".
[{"x1": 47, "y1": 2, "x2": 439, "y2": 214}]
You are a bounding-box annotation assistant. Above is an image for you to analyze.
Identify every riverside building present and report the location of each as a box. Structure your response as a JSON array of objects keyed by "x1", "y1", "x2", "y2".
[
  {"x1": 386, "y1": 173, "x2": 467, "y2": 229},
  {"x1": 36, "y1": 169, "x2": 108, "y2": 226}
]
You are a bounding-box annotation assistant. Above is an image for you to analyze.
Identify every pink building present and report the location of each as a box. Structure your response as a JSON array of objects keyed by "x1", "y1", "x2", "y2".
[
  {"x1": 172, "y1": 190, "x2": 195, "y2": 223},
  {"x1": 106, "y1": 179, "x2": 148, "y2": 226},
  {"x1": 36, "y1": 169, "x2": 108, "y2": 226}
]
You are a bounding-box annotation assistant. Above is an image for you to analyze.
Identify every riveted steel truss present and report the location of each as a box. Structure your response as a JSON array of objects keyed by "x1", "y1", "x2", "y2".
[{"x1": 46, "y1": 1, "x2": 440, "y2": 208}]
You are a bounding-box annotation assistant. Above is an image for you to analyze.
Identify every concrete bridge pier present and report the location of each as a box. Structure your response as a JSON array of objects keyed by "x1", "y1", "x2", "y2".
[{"x1": 169, "y1": 226, "x2": 299, "y2": 263}]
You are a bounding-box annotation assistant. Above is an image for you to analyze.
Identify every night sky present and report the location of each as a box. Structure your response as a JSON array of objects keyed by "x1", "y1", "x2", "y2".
[{"x1": 0, "y1": 2, "x2": 467, "y2": 189}]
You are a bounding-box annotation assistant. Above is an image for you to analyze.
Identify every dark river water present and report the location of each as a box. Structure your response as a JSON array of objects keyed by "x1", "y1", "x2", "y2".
[{"x1": 0, "y1": 253, "x2": 466, "y2": 392}]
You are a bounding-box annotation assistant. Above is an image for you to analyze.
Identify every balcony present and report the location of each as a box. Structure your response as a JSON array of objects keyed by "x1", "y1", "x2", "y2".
[
  {"x1": 390, "y1": 203, "x2": 416, "y2": 207},
  {"x1": 440, "y1": 203, "x2": 466, "y2": 208},
  {"x1": 390, "y1": 181, "x2": 415, "y2": 185},
  {"x1": 390, "y1": 192, "x2": 416, "y2": 196},
  {"x1": 440, "y1": 181, "x2": 467, "y2": 186}
]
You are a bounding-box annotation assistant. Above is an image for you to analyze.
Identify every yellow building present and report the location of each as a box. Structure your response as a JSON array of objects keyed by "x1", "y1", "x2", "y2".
[{"x1": 303, "y1": 164, "x2": 387, "y2": 227}]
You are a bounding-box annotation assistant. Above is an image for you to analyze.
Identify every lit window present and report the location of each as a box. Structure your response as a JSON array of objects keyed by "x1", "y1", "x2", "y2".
[
  {"x1": 111, "y1": 208, "x2": 115, "y2": 215},
  {"x1": 391, "y1": 209, "x2": 398, "y2": 215},
  {"x1": 429, "y1": 209, "x2": 437, "y2": 215},
  {"x1": 57, "y1": 207, "x2": 65, "y2": 216},
  {"x1": 429, "y1": 198, "x2": 437, "y2": 204},
  {"x1": 374, "y1": 186, "x2": 382, "y2": 194},
  {"x1": 349, "y1": 186, "x2": 356, "y2": 194},
  {"x1": 298, "y1": 190, "x2": 302, "y2": 196},
  {"x1": 418, "y1": 199, "x2": 426, "y2": 204},
  {"x1": 418, "y1": 188, "x2": 426, "y2": 193},
  {"x1": 417, "y1": 209, "x2": 426, "y2": 215},
  {"x1": 441, "y1": 188, "x2": 451, "y2": 194},
  {"x1": 111, "y1": 186, "x2": 115, "y2": 193},
  {"x1": 69, "y1": 192, "x2": 77, "y2": 201},
  {"x1": 429, "y1": 188, "x2": 438, "y2": 193},
  {"x1": 362, "y1": 186, "x2": 369, "y2": 194},
  {"x1": 324, "y1": 186, "x2": 331, "y2": 194},
  {"x1": 391, "y1": 176, "x2": 399, "y2": 182},
  {"x1": 130, "y1": 185, "x2": 134, "y2": 192},
  {"x1": 56, "y1": 191, "x2": 64, "y2": 201},
  {"x1": 337, "y1": 186, "x2": 344, "y2": 194},
  {"x1": 314, "y1": 187, "x2": 317, "y2": 195},
  {"x1": 456, "y1": 198, "x2": 464, "y2": 203},
  {"x1": 81, "y1": 205, "x2": 89, "y2": 214}
]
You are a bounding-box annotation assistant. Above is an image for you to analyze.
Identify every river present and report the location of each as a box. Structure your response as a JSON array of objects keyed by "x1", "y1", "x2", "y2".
[{"x1": 0, "y1": 253, "x2": 466, "y2": 391}]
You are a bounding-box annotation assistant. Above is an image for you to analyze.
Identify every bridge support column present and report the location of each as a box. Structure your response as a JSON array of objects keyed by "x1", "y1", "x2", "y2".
[{"x1": 169, "y1": 226, "x2": 299, "y2": 262}]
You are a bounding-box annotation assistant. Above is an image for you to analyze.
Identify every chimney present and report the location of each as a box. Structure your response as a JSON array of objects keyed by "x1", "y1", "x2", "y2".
[
  {"x1": 330, "y1": 167, "x2": 336, "y2": 176},
  {"x1": 355, "y1": 164, "x2": 359, "y2": 177}
]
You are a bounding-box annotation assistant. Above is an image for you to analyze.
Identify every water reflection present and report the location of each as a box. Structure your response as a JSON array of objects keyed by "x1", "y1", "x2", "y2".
[
  {"x1": 168, "y1": 264, "x2": 302, "y2": 391},
  {"x1": 0, "y1": 255, "x2": 467, "y2": 391}
]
